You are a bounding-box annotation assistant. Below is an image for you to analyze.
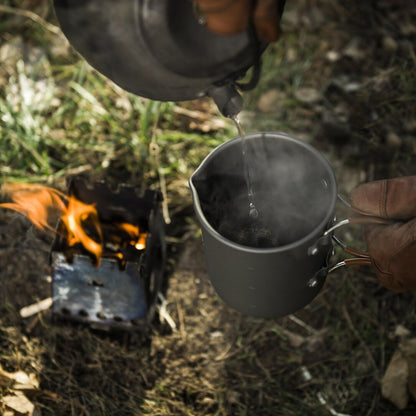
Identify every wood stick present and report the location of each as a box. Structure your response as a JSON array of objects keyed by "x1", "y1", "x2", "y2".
[{"x1": 20, "y1": 297, "x2": 53, "y2": 318}]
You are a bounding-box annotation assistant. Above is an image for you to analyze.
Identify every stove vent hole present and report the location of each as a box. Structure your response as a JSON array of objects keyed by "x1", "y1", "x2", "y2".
[
  {"x1": 79, "y1": 309, "x2": 89, "y2": 317},
  {"x1": 89, "y1": 279, "x2": 104, "y2": 287}
]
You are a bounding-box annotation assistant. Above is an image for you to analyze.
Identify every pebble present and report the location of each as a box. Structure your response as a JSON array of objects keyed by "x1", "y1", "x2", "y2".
[
  {"x1": 382, "y1": 36, "x2": 398, "y2": 53},
  {"x1": 385, "y1": 131, "x2": 402, "y2": 148},
  {"x1": 294, "y1": 87, "x2": 321, "y2": 104}
]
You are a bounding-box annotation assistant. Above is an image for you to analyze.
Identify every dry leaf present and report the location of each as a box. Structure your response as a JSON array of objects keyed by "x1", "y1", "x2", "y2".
[
  {"x1": 381, "y1": 349, "x2": 409, "y2": 409},
  {"x1": 400, "y1": 338, "x2": 416, "y2": 401},
  {"x1": 3, "y1": 391, "x2": 35, "y2": 415},
  {"x1": 0, "y1": 365, "x2": 39, "y2": 391},
  {"x1": 394, "y1": 325, "x2": 411, "y2": 339}
]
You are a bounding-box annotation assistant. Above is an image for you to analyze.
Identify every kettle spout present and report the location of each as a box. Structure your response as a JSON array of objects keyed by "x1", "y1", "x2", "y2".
[{"x1": 209, "y1": 84, "x2": 243, "y2": 118}]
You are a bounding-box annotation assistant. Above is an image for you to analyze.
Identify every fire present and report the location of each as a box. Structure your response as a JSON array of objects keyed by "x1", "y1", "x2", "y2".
[
  {"x1": 0, "y1": 183, "x2": 146, "y2": 266},
  {"x1": 60, "y1": 196, "x2": 103, "y2": 264},
  {"x1": 0, "y1": 183, "x2": 66, "y2": 231},
  {"x1": 117, "y1": 222, "x2": 147, "y2": 250}
]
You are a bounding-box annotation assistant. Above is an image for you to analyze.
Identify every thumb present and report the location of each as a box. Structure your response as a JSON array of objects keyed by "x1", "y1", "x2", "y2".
[{"x1": 349, "y1": 176, "x2": 416, "y2": 220}]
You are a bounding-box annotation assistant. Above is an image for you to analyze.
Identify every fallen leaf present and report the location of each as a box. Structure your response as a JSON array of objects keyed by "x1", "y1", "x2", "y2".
[
  {"x1": 381, "y1": 349, "x2": 409, "y2": 410},
  {"x1": 3, "y1": 391, "x2": 35, "y2": 415},
  {"x1": 394, "y1": 325, "x2": 411, "y2": 339},
  {"x1": 400, "y1": 338, "x2": 416, "y2": 401},
  {"x1": 0, "y1": 365, "x2": 39, "y2": 391},
  {"x1": 343, "y1": 38, "x2": 366, "y2": 61}
]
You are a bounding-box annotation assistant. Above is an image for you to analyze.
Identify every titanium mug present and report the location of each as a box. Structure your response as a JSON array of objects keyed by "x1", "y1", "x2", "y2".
[{"x1": 189, "y1": 132, "x2": 337, "y2": 318}]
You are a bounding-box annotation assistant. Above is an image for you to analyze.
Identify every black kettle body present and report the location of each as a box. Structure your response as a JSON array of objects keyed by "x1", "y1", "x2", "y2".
[{"x1": 53, "y1": 0, "x2": 269, "y2": 116}]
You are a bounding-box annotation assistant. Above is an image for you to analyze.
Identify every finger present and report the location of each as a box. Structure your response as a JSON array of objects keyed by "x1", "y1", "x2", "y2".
[
  {"x1": 253, "y1": 0, "x2": 282, "y2": 42},
  {"x1": 195, "y1": 0, "x2": 251, "y2": 36},
  {"x1": 365, "y1": 218, "x2": 416, "y2": 291},
  {"x1": 349, "y1": 175, "x2": 416, "y2": 220}
]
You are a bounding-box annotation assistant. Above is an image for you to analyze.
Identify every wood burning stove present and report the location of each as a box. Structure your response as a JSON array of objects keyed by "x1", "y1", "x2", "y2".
[{"x1": 50, "y1": 178, "x2": 166, "y2": 330}]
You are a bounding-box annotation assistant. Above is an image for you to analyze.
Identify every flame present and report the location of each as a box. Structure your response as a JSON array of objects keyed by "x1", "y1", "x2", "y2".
[
  {"x1": 0, "y1": 183, "x2": 147, "y2": 265},
  {"x1": 0, "y1": 183, "x2": 66, "y2": 231},
  {"x1": 0, "y1": 184, "x2": 103, "y2": 265},
  {"x1": 61, "y1": 196, "x2": 103, "y2": 265},
  {"x1": 117, "y1": 222, "x2": 147, "y2": 250}
]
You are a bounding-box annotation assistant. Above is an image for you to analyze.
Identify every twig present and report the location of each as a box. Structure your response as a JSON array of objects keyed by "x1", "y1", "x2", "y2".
[
  {"x1": 156, "y1": 293, "x2": 176, "y2": 331},
  {"x1": 288, "y1": 314, "x2": 317, "y2": 334},
  {"x1": 0, "y1": 5, "x2": 64, "y2": 37},
  {"x1": 342, "y1": 305, "x2": 378, "y2": 374},
  {"x1": 317, "y1": 392, "x2": 351, "y2": 416},
  {"x1": 176, "y1": 301, "x2": 185, "y2": 337},
  {"x1": 20, "y1": 297, "x2": 53, "y2": 318},
  {"x1": 214, "y1": 342, "x2": 234, "y2": 361},
  {"x1": 365, "y1": 391, "x2": 378, "y2": 416},
  {"x1": 149, "y1": 112, "x2": 171, "y2": 224},
  {"x1": 254, "y1": 355, "x2": 272, "y2": 382}
]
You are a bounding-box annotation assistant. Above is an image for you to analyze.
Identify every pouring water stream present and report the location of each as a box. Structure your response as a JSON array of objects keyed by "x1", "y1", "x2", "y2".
[{"x1": 232, "y1": 116, "x2": 259, "y2": 220}]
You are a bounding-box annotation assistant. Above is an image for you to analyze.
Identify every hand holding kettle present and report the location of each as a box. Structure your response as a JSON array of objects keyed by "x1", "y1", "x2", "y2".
[
  {"x1": 349, "y1": 176, "x2": 416, "y2": 291},
  {"x1": 192, "y1": 0, "x2": 285, "y2": 42}
]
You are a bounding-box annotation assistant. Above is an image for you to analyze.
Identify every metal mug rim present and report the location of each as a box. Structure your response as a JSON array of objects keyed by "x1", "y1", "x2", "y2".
[{"x1": 189, "y1": 131, "x2": 338, "y2": 254}]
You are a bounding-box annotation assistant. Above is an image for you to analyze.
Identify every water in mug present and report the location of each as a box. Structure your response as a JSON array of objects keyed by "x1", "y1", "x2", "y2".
[{"x1": 198, "y1": 125, "x2": 332, "y2": 249}]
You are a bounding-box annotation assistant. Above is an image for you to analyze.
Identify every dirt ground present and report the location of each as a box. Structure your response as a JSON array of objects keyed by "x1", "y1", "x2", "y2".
[{"x1": 1, "y1": 0, "x2": 416, "y2": 415}]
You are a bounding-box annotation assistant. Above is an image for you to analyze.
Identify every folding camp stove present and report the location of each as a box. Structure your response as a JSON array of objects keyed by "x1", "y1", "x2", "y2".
[{"x1": 50, "y1": 178, "x2": 166, "y2": 331}]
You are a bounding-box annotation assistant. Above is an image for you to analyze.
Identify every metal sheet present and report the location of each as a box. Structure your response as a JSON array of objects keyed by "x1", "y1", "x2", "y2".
[{"x1": 51, "y1": 252, "x2": 147, "y2": 324}]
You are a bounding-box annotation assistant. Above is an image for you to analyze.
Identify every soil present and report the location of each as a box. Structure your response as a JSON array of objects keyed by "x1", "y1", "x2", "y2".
[{"x1": 1, "y1": 0, "x2": 416, "y2": 415}]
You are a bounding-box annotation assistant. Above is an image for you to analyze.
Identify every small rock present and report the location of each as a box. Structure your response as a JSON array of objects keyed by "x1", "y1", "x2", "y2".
[
  {"x1": 385, "y1": 131, "x2": 402, "y2": 148},
  {"x1": 326, "y1": 50, "x2": 341, "y2": 62},
  {"x1": 286, "y1": 47, "x2": 297, "y2": 63},
  {"x1": 294, "y1": 87, "x2": 321, "y2": 104},
  {"x1": 382, "y1": 36, "x2": 398, "y2": 53}
]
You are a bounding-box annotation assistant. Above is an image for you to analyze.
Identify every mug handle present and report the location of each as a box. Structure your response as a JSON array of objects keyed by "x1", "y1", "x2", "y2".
[
  {"x1": 307, "y1": 195, "x2": 395, "y2": 287},
  {"x1": 325, "y1": 214, "x2": 393, "y2": 273}
]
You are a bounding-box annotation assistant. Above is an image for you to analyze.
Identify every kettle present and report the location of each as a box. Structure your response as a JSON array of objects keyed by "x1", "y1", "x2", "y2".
[{"x1": 53, "y1": 0, "x2": 281, "y2": 117}]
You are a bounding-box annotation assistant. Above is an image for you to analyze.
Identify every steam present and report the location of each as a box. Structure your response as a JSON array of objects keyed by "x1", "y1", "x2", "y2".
[{"x1": 193, "y1": 133, "x2": 335, "y2": 248}]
